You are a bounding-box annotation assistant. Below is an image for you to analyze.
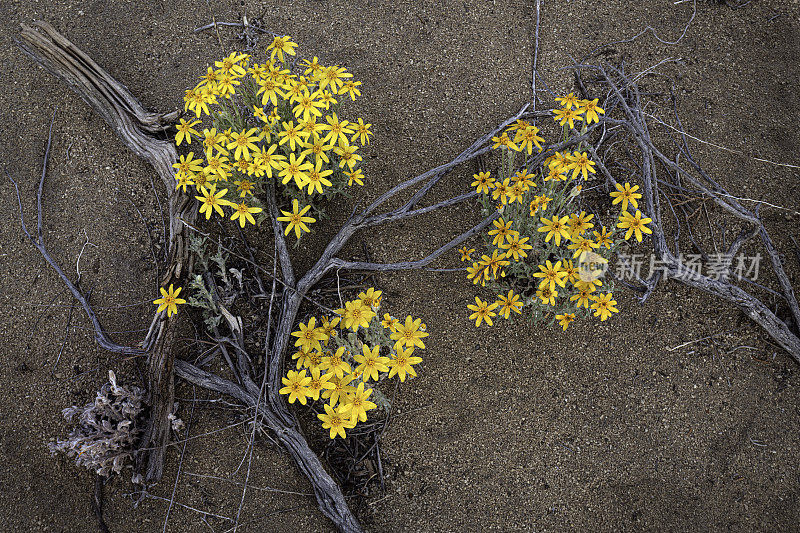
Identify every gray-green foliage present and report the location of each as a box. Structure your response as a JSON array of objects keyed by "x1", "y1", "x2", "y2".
[{"x1": 186, "y1": 235, "x2": 244, "y2": 331}]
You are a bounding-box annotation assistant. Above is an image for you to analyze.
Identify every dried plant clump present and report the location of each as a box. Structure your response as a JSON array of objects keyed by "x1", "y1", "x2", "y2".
[{"x1": 49, "y1": 370, "x2": 145, "y2": 477}]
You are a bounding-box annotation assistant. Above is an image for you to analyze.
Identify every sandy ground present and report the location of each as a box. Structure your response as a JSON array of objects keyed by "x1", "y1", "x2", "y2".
[{"x1": 1, "y1": 0, "x2": 799, "y2": 531}]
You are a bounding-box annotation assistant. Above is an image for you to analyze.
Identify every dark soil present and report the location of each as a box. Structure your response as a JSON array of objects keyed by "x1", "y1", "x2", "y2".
[{"x1": 1, "y1": 0, "x2": 799, "y2": 531}]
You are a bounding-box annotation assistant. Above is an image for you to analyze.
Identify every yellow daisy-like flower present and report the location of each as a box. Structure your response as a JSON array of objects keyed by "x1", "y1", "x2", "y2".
[
  {"x1": 458, "y1": 247, "x2": 475, "y2": 262},
  {"x1": 538, "y1": 215, "x2": 571, "y2": 246},
  {"x1": 358, "y1": 288, "x2": 382, "y2": 309},
  {"x1": 153, "y1": 284, "x2": 186, "y2": 317},
  {"x1": 278, "y1": 152, "x2": 314, "y2": 188},
  {"x1": 491, "y1": 178, "x2": 513, "y2": 206},
  {"x1": 268, "y1": 35, "x2": 298, "y2": 63},
  {"x1": 279, "y1": 369, "x2": 312, "y2": 405},
  {"x1": 578, "y1": 98, "x2": 605, "y2": 124},
  {"x1": 617, "y1": 210, "x2": 653, "y2": 242},
  {"x1": 257, "y1": 78, "x2": 285, "y2": 107},
  {"x1": 318, "y1": 65, "x2": 353, "y2": 93},
  {"x1": 205, "y1": 153, "x2": 231, "y2": 182},
  {"x1": 532, "y1": 260, "x2": 568, "y2": 291},
  {"x1": 291, "y1": 317, "x2": 327, "y2": 353},
  {"x1": 536, "y1": 285, "x2": 558, "y2": 306},
  {"x1": 317, "y1": 402, "x2": 355, "y2": 439},
  {"x1": 555, "y1": 93, "x2": 581, "y2": 109},
  {"x1": 320, "y1": 316, "x2": 340, "y2": 342},
  {"x1": 570, "y1": 285, "x2": 595, "y2": 309},
  {"x1": 257, "y1": 144, "x2": 287, "y2": 179},
  {"x1": 302, "y1": 56, "x2": 323, "y2": 77},
  {"x1": 390, "y1": 315, "x2": 429, "y2": 350},
  {"x1": 321, "y1": 112, "x2": 353, "y2": 146},
  {"x1": 565, "y1": 151, "x2": 596, "y2": 181},
  {"x1": 227, "y1": 128, "x2": 261, "y2": 161},
  {"x1": 488, "y1": 217, "x2": 515, "y2": 247},
  {"x1": 567, "y1": 236, "x2": 600, "y2": 260},
  {"x1": 345, "y1": 169, "x2": 365, "y2": 186},
  {"x1": 277, "y1": 199, "x2": 316, "y2": 238},
  {"x1": 321, "y1": 373, "x2": 356, "y2": 408},
  {"x1": 353, "y1": 345, "x2": 390, "y2": 382},
  {"x1": 350, "y1": 118, "x2": 373, "y2": 145},
  {"x1": 292, "y1": 90, "x2": 326, "y2": 122},
  {"x1": 234, "y1": 179, "x2": 254, "y2": 197},
  {"x1": 593, "y1": 226, "x2": 614, "y2": 249},
  {"x1": 382, "y1": 313, "x2": 400, "y2": 332},
  {"x1": 499, "y1": 234, "x2": 533, "y2": 261},
  {"x1": 302, "y1": 159, "x2": 334, "y2": 195},
  {"x1": 472, "y1": 171, "x2": 495, "y2": 195},
  {"x1": 336, "y1": 299, "x2": 375, "y2": 331},
  {"x1": 214, "y1": 52, "x2": 247, "y2": 76},
  {"x1": 195, "y1": 185, "x2": 229, "y2": 220},
  {"x1": 567, "y1": 211, "x2": 595, "y2": 236},
  {"x1": 333, "y1": 144, "x2": 362, "y2": 171},
  {"x1": 552, "y1": 106, "x2": 584, "y2": 130},
  {"x1": 342, "y1": 382, "x2": 377, "y2": 423},
  {"x1": 491, "y1": 132, "x2": 519, "y2": 151},
  {"x1": 556, "y1": 313, "x2": 576, "y2": 331},
  {"x1": 175, "y1": 118, "x2": 200, "y2": 146},
  {"x1": 590, "y1": 292, "x2": 619, "y2": 321},
  {"x1": 174, "y1": 172, "x2": 195, "y2": 193},
  {"x1": 515, "y1": 125, "x2": 545, "y2": 155},
  {"x1": 172, "y1": 152, "x2": 204, "y2": 177},
  {"x1": 466, "y1": 261, "x2": 487, "y2": 286},
  {"x1": 306, "y1": 366, "x2": 335, "y2": 402},
  {"x1": 230, "y1": 201, "x2": 263, "y2": 228},
  {"x1": 610, "y1": 182, "x2": 642, "y2": 211},
  {"x1": 278, "y1": 120, "x2": 306, "y2": 152},
  {"x1": 387, "y1": 346, "x2": 423, "y2": 382},
  {"x1": 495, "y1": 290, "x2": 523, "y2": 319},
  {"x1": 467, "y1": 296, "x2": 499, "y2": 327},
  {"x1": 319, "y1": 346, "x2": 352, "y2": 379},
  {"x1": 339, "y1": 79, "x2": 362, "y2": 101}
]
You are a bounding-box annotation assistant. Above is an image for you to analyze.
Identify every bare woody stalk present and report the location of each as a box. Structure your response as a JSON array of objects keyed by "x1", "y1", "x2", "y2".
[
  {"x1": 572, "y1": 61, "x2": 800, "y2": 360},
  {"x1": 15, "y1": 21, "x2": 191, "y2": 483}
]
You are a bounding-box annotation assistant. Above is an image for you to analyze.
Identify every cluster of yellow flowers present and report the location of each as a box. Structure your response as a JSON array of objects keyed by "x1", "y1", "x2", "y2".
[
  {"x1": 551, "y1": 93, "x2": 606, "y2": 128},
  {"x1": 173, "y1": 37, "x2": 372, "y2": 236},
  {"x1": 279, "y1": 289, "x2": 426, "y2": 439},
  {"x1": 457, "y1": 95, "x2": 651, "y2": 330}
]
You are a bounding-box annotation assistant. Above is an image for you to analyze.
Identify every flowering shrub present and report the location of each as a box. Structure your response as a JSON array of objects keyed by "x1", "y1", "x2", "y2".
[
  {"x1": 280, "y1": 289, "x2": 425, "y2": 439},
  {"x1": 173, "y1": 37, "x2": 372, "y2": 237},
  {"x1": 459, "y1": 94, "x2": 651, "y2": 330}
]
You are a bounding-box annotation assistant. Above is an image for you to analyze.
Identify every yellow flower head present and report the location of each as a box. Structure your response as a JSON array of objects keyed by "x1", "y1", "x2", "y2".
[
  {"x1": 590, "y1": 292, "x2": 619, "y2": 321},
  {"x1": 617, "y1": 209, "x2": 653, "y2": 242},
  {"x1": 467, "y1": 296, "x2": 499, "y2": 327},
  {"x1": 268, "y1": 35, "x2": 298, "y2": 63},
  {"x1": 317, "y1": 402, "x2": 355, "y2": 439},
  {"x1": 387, "y1": 347, "x2": 423, "y2": 382},
  {"x1": 279, "y1": 369, "x2": 312, "y2": 405},
  {"x1": 277, "y1": 199, "x2": 316, "y2": 238},
  {"x1": 495, "y1": 290, "x2": 523, "y2": 319},
  {"x1": 353, "y1": 345, "x2": 390, "y2": 382},
  {"x1": 153, "y1": 284, "x2": 186, "y2": 317},
  {"x1": 458, "y1": 247, "x2": 475, "y2": 262},
  {"x1": 390, "y1": 315, "x2": 429, "y2": 350}
]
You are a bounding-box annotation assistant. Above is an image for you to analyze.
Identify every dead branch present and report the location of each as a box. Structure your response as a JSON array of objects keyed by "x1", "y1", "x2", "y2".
[
  {"x1": 17, "y1": 20, "x2": 193, "y2": 483},
  {"x1": 576, "y1": 61, "x2": 800, "y2": 361}
]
